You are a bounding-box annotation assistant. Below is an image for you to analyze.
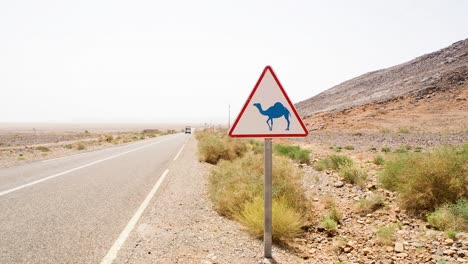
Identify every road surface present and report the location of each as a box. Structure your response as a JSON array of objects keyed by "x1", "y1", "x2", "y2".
[{"x1": 0, "y1": 133, "x2": 189, "y2": 263}]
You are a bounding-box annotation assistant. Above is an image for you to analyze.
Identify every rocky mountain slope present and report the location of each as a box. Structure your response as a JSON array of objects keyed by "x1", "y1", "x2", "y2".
[{"x1": 296, "y1": 38, "x2": 468, "y2": 133}]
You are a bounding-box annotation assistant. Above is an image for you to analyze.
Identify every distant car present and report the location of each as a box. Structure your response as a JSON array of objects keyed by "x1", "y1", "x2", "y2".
[{"x1": 185, "y1": 126, "x2": 191, "y2": 134}]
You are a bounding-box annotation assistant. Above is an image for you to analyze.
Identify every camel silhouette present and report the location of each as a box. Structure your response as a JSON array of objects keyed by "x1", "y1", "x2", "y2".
[{"x1": 253, "y1": 102, "x2": 291, "y2": 131}]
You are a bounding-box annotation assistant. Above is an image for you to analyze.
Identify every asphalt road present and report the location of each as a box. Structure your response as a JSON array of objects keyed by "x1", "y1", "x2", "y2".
[{"x1": 0, "y1": 133, "x2": 189, "y2": 263}]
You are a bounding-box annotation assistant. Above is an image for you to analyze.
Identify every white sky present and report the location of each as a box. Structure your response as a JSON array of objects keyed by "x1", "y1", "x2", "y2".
[{"x1": 1, "y1": 0, "x2": 467, "y2": 124}]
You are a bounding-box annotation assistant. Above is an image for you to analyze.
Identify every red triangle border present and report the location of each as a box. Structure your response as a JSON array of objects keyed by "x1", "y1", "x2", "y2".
[{"x1": 228, "y1": 66, "x2": 309, "y2": 138}]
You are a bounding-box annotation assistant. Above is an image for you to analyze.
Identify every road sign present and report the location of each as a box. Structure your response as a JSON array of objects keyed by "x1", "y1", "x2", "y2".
[
  {"x1": 228, "y1": 66, "x2": 308, "y2": 260},
  {"x1": 229, "y1": 66, "x2": 308, "y2": 138}
]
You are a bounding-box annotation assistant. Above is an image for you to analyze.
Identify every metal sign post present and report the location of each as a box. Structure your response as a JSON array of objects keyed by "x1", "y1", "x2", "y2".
[
  {"x1": 264, "y1": 138, "x2": 273, "y2": 258},
  {"x1": 228, "y1": 66, "x2": 309, "y2": 260}
]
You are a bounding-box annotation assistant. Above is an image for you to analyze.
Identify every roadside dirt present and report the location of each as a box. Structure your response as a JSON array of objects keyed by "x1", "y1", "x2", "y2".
[{"x1": 116, "y1": 136, "x2": 304, "y2": 264}]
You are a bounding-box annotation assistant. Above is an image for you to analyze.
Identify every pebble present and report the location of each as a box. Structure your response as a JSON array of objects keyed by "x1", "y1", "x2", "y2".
[{"x1": 394, "y1": 242, "x2": 404, "y2": 253}]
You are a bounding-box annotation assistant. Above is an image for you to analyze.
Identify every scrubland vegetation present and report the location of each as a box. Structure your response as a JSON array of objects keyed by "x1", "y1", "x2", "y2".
[
  {"x1": 197, "y1": 129, "x2": 311, "y2": 241},
  {"x1": 379, "y1": 144, "x2": 467, "y2": 232}
]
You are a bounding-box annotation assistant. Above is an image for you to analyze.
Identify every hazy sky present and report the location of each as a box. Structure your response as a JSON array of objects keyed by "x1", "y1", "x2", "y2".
[{"x1": 1, "y1": 0, "x2": 467, "y2": 124}]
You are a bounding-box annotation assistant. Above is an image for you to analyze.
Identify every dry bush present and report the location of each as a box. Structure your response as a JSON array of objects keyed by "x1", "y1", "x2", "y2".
[
  {"x1": 379, "y1": 144, "x2": 467, "y2": 212},
  {"x1": 375, "y1": 225, "x2": 396, "y2": 245},
  {"x1": 313, "y1": 155, "x2": 353, "y2": 171},
  {"x1": 75, "y1": 143, "x2": 86, "y2": 150},
  {"x1": 197, "y1": 131, "x2": 248, "y2": 164},
  {"x1": 209, "y1": 153, "x2": 308, "y2": 217},
  {"x1": 356, "y1": 195, "x2": 385, "y2": 215},
  {"x1": 235, "y1": 197, "x2": 305, "y2": 241},
  {"x1": 427, "y1": 199, "x2": 468, "y2": 232},
  {"x1": 339, "y1": 164, "x2": 367, "y2": 186}
]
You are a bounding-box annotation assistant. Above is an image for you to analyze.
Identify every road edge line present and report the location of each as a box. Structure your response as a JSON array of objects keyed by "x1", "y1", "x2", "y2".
[
  {"x1": 173, "y1": 137, "x2": 190, "y2": 161},
  {"x1": 100, "y1": 169, "x2": 170, "y2": 264},
  {"x1": 0, "y1": 138, "x2": 172, "y2": 197}
]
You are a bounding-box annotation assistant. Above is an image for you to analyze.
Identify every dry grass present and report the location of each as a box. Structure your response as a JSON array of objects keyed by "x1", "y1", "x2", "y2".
[
  {"x1": 356, "y1": 195, "x2": 385, "y2": 215},
  {"x1": 197, "y1": 131, "x2": 248, "y2": 164},
  {"x1": 338, "y1": 164, "x2": 367, "y2": 186},
  {"x1": 235, "y1": 196, "x2": 305, "y2": 241},
  {"x1": 209, "y1": 153, "x2": 309, "y2": 241},
  {"x1": 313, "y1": 155, "x2": 353, "y2": 171},
  {"x1": 375, "y1": 225, "x2": 396, "y2": 245}
]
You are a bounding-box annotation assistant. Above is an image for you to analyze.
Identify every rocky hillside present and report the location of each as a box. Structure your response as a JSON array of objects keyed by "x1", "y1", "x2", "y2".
[{"x1": 296, "y1": 38, "x2": 468, "y2": 125}]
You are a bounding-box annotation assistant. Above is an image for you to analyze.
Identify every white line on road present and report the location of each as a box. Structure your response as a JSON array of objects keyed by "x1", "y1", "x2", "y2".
[
  {"x1": 100, "y1": 169, "x2": 170, "y2": 264},
  {"x1": 0, "y1": 138, "x2": 173, "y2": 197},
  {"x1": 173, "y1": 137, "x2": 190, "y2": 161}
]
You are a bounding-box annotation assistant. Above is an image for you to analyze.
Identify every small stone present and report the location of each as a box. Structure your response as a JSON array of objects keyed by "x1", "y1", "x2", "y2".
[
  {"x1": 443, "y1": 249, "x2": 456, "y2": 256},
  {"x1": 362, "y1": 247, "x2": 371, "y2": 255},
  {"x1": 434, "y1": 250, "x2": 444, "y2": 256},
  {"x1": 386, "y1": 246, "x2": 393, "y2": 252},
  {"x1": 396, "y1": 253, "x2": 408, "y2": 258},
  {"x1": 334, "y1": 181, "x2": 345, "y2": 188},
  {"x1": 411, "y1": 242, "x2": 423, "y2": 248},
  {"x1": 344, "y1": 247, "x2": 352, "y2": 253},
  {"x1": 457, "y1": 250, "x2": 466, "y2": 257},
  {"x1": 394, "y1": 242, "x2": 404, "y2": 253},
  {"x1": 445, "y1": 239, "x2": 454, "y2": 246}
]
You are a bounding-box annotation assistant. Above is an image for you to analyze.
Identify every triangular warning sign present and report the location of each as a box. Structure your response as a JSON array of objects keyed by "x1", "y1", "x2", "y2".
[{"x1": 229, "y1": 66, "x2": 309, "y2": 138}]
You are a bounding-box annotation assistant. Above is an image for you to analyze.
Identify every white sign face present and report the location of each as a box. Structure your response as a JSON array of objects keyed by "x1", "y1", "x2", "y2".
[{"x1": 229, "y1": 66, "x2": 308, "y2": 138}]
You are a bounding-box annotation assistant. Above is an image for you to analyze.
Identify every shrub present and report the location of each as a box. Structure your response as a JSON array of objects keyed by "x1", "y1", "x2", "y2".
[
  {"x1": 339, "y1": 164, "x2": 367, "y2": 185},
  {"x1": 333, "y1": 146, "x2": 342, "y2": 152},
  {"x1": 235, "y1": 196, "x2": 305, "y2": 241},
  {"x1": 314, "y1": 155, "x2": 353, "y2": 171},
  {"x1": 322, "y1": 194, "x2": 336, "y2": 209},
  {"x1": 449, "y1": 198, "x2": 468, "y2": 220},
  {"x1": 379, "y1": 145, "x2": 467, "y2": 212},
  {"x1": 376, "y1": 225, "x2": 395, "y2": 245},
  {"x1": 273, "y1": 144, "x2": 310, "y2": 164},
  {"x1": 398, "y1": 128, "x2": 410, "y2": 134},
  {"x1": 369, "y1": 147, "x2": 377, "y2": 152},
  {"x1": 380, "y1": 128, "x2": 391, "y2": 133},
  {"x1": 35, "y1": 146, "x2": 50, "y2": 152},
  {"x1": 344, "y1": 145, "x2": 354, "y2": 150},
  {"x1": 427, "y1": 199, "x2": 468, "y2": 232},
  {"x1": 327, "y1": 207, "x2": 342, "y2": 223},
  {"x1": 76, "y1": 143, "x2": 86, "y2": 150},
  {"x1": 381, "y1": 146, "x2": 391, "y2": 153},
  {"x1": 105, "y1": 135, "x2": 114, "y2": 142},
  {"x1": 64, "y1": 144, "x2": 72, "y2": 149},
  {"x1": 373, "y1": 155, "x2": 385, "y2": 165},
  {"x1": 357, "y1": 195, "x2": 385, "y2": 214},
  {"x1": 198, "y1": 135, "x2": 248, "y2": 165},
  {"x1": 209, "y1": 153, "x2": 308, "y2": 218},
  {"x1": 445, "y1": 229, "x2": 458, "y2": 240},
  {"x1": 321, "y1": 216, "x2": 338, "y2": 233}
]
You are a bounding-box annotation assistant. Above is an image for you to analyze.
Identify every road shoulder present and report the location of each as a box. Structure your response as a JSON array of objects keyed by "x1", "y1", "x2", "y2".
[{"x1": 114, "y1": 136, "x2": 304, "y2": 264}]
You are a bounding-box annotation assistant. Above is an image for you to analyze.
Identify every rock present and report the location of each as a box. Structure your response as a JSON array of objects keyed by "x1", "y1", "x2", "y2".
[
  {"x1": 443, "y1": 249, "x2": 456, "y2": 256},
  {"x1": 411, "y1": 242, "x2": 423, "y2": 248},
  {"x1": 334, "y1": 181, "x2": 345, "y2": 188},
  {"x1": 344, "y1": 247, "x2": 352, "y2": 253},
  {"x1": 445, "y1": 238, "x2": 454, "y2": 246},
  {"x1": 362, "y1": 247, "x2": 371, "y2": 255},
  {"x1": 457, "y1": 250, "x2": 466, "y2": 257},
  {"x1": 434, "y1": 250, "x2": 444, "y2": 256},
  {"x1": 396, "y1": 253, "x2": 408, "y2": 258},
  {"x1": 394, "y1": 242, "x2": 404, "y2": 253}
]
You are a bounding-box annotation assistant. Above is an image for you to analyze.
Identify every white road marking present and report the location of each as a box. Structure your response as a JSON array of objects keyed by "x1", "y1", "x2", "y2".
[
  {"x1": 173, "y1": 137, "x2": 190, "y2": 161},
  {"x1": 0, "y1": 138, "x2": 173, "y2": 197},
  {"x1": 100, "y1": 169, "x2": 170, "y2": 264}
]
